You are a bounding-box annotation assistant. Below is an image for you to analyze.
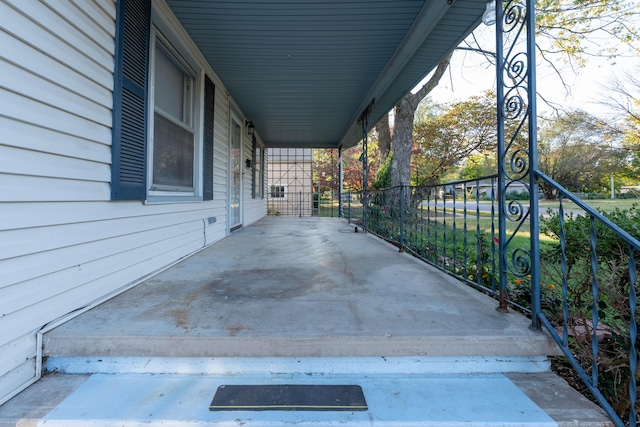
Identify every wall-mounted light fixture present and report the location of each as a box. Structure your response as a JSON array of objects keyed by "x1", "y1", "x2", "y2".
[
  {"x1": 245, "y1": 120, "x2": 255, "y2": 136},
  {"x1": 482, "y1": 0, "x2": 496, "y2": 26}
]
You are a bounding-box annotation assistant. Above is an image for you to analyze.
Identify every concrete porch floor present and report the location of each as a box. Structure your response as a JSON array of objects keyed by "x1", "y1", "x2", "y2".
[
  {"x1": 0, "y1": 217, "x2": 615, "y2": 426},
  {"x1": 42, "y1": 217, "x2": 558, "y2": 359}
]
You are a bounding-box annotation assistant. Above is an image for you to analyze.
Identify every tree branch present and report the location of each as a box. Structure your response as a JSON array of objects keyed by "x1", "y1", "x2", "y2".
[{"x1": 413, "y1": 51, "x2": 454, "y2": 102}]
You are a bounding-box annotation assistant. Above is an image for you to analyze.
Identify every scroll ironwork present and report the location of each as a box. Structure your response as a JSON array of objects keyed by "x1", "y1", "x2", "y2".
[{"x1": 495, "y1": 0, "x2": 540, "y2": 318}]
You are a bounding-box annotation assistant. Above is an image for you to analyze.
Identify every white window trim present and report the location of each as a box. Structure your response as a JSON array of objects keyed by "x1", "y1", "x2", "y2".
[
  {"x1": 268, "y1": 184, "x2": 288, "y2": 200},
  {"x1": 146, "y1": 24, "x2": 203, "y2": 202},
  {"x1": 253, "y1": 142, "x2": 265, "y2": 199}
]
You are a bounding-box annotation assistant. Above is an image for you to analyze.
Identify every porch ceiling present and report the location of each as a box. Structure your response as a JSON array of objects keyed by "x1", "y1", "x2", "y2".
[{"x1": 164, "y1": 0, "x2": 486, "y2": 149}]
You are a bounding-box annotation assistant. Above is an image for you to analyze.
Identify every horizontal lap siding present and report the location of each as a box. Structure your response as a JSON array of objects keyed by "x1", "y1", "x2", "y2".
[
  {"x1": 212, "y1": 87, "x2": 229, "y2": 224},
  {"x1": 202, "y1": 84, "x2": 228, "y2": 244},
  {"x1": 0, "y1": 360, "x2": 36, "y2": 404},
  {"x1": 0, "y1": 0, "x2": 119, "y2": 403},
  {"x1": 0, "y1": 210, "x2": 212, "y2": 284},
  {"x1": 0, "y1": 224, "x2": 205, "y2": 347},
  {"x1": 0, "y1": 0, "x2": 232, "y2": 403},
  {"x1": 243, "y1": 135, "x2": 267, "y2": 226},
  {"x1": 0, "y1": 335, "x2": 36, "y2": 404}
]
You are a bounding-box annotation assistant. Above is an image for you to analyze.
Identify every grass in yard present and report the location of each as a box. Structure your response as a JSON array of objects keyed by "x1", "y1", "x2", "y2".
[
  {"x1": 418, "y1": 210, "x2": 556, "y2": 249},
  {"x1": 317, "y1": 204, "x2": 340, "y2": 217}
]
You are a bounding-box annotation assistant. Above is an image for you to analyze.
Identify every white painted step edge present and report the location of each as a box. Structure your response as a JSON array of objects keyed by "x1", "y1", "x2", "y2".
[{"x1": 45, "y1": 355, "x2": 551, "y2": 375}]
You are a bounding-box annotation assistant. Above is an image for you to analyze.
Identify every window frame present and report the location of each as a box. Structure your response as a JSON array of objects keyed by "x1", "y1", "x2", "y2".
[
  {"x1": 251, "y1": 136, "x2": 264, "y2": 199},
  {"x1": 146, "y1": 26, "x2": 203, "y2": 202},
  {"x1": 111, "y1": 0, "x2": 215, "y2": 203},
  {"x1": 259, "y1": 146, "x2": 265, "y2": 199},
  {"x1": 269, "y1": 184, "x2": 287, "y2": 200}
]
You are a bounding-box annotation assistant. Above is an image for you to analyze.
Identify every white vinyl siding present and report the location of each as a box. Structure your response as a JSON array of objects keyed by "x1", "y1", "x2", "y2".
[
  {"x1": 244, "y1": 136, "x2": 268, "y2": 225},
  {"x1": 0, "y1": 0, "x2": 265, "y2": 404},
  {"x1": 0, "y1": 0, "x2": 116, "y2": 401}
]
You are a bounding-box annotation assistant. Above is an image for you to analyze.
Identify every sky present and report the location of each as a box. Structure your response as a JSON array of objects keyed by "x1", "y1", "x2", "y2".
[{"x1": 421, "y1": 22, "x2": 639, "y2": 119}]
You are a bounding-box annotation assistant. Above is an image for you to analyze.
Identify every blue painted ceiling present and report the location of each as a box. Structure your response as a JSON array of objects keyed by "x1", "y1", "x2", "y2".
[{"x1": 164, "y1": 0, "x2": 486, "y2": 149}]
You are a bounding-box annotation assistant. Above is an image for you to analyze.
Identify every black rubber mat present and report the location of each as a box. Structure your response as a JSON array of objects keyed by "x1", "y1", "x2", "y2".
[{"x1": 209, "y1": 384, "x2": 368, "y2": 411}]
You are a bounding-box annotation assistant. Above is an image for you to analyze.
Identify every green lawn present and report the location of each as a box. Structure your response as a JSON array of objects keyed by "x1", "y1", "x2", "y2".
[{"x1": 317, "y1": 204, "x2": 340, "y2": 217}]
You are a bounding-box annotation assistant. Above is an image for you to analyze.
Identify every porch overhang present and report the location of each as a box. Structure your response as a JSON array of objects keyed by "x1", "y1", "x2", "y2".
[{"x1": 164, "y1": 0, "x2": 486, "y2": 149}]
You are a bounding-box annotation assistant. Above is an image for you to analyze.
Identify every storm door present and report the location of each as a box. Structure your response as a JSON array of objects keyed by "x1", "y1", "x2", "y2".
[{"x1": 229, "y1": 117, "x2": 242, "y2": 230}]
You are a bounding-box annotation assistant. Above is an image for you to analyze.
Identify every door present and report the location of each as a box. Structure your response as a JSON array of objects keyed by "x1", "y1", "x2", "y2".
[{"x1": 229, "y1": 117, "x2": 242, "y2": 230}]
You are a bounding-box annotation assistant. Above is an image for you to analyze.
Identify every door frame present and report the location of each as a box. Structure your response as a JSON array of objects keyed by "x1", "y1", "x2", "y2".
[{"x1": 228, "y1": 110, "x2": 243, "y2": 232}]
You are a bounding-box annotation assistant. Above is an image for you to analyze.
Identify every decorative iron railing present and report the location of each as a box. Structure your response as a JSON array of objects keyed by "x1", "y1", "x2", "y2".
[
  {"x1": 495, "y1": 0, "x2": 637, "y2": 421},
  {"x1": 267, "y1": 191, "x2": 341, "y2": 217},
  {"x1": 533, "y1": 172, "x2": 639, "y2": 426},
  {"x1": 341, "y1": 0, "x2": 638, "y2": 423},
  {"x1": 341, "y1": 177, "x2": 504, "y2": 298},
  {"x1": 344, "y1": 176, "x2": 639, "y2": 425},
  {"x1": 495, "y1": 0, "x2": 541, "y2": 324},
  {"x1": 340, "y1": 191, "x2": 363, "y2": 225}
]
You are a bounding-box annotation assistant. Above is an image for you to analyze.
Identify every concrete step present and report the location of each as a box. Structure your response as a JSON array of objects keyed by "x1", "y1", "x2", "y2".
[
  {"x1": 42, "y1": 332, "x2": 560, "y2": 359},
  {"x1": 44, "y1": 355, "x2": 553, "y2": 376},
  {"x1": 0, "y1": 369, "x2": 613, "y2": 426}
]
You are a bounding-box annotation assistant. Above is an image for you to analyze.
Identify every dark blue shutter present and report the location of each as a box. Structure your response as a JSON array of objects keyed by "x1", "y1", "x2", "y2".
[
  {"x1": 111, "y1": 0, "x2": 151, "y2": 200},
  {"x1": 203, "y1": 76, "x2": 215, "y2": 201},
  {"x1": 251, "y1": 135, "x2": 257, "y2": 198}
]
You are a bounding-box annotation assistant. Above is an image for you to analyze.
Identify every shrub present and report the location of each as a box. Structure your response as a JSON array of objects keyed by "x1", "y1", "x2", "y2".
[
  {"x1": 506, "y1": 190, "x2": 531, "y2": 200},
  {"x1": 539, "y1": 204, "x2": 640, "y2": 419},
  {"x1": 372, "y1": 153, "x2": 392, "y2": 189}
]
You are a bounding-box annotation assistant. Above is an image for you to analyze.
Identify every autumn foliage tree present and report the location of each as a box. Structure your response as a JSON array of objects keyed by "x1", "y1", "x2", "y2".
[
  {"x1": 313, "y1": 149, "x2": 339, "y2": 194},
  {"x1": 312, "y1": 136, "x2": 382, "y2": 193},
  {"x1": 411, "y1": 92, "x2": 502, "y2": 185},
  {"x1": 604, "y1": 68, "x2": 640, "y2": 182},
  {"x1": 375, "y1": 0, "x2": 639, "y2": 191},
  {"x1": 537, "y1": 110, "x2": 624, "y2": 197}
]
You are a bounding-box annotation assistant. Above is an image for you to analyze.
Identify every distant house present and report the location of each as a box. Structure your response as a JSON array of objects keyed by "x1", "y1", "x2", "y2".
[
  {"x1": 464, "y1": 178, "x2": 528, "y2": 199},
  {"x1": 267, "y1": 148, "x2": 314, "y2": 216},
  {"x1": 621, "y1": 185, "x2": 640, "y2": 194}
]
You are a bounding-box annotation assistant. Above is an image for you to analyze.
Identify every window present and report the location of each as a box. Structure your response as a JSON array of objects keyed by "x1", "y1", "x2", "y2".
[
  {"x1": 254, "y1": 146, "x2": 263, "y2": 198},
  {"x1": 150, "y1": 39, "x2": 196, "y2": 193},
  {"x1": 111, "y1": 0, "x2": 215, "y2": 202},
  {"x1": 269, "y1": 185, "x2": 286, "y2": 199},
  {"x1": 252, "y1": 138, "x2": 264, "y2": 199}
]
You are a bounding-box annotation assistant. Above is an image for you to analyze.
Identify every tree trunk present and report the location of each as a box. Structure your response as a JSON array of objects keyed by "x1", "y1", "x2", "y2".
[
  {"x1": 539, "y1": 181, "x2": 556, "y2": 199},
  {"x1": 391, "y1": 97, "x2": 417, "y2": 187},
  {"x1": 389, "y1": 53, "x2": 453, "y2": 188},
  {"x1": 376, "y1": 116, "x2": 391, "y2": 160}
]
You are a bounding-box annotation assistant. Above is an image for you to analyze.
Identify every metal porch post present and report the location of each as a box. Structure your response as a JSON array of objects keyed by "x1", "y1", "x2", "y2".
[
  {"x1": 338, "y1": 147, "x2": 343, "y2": 218},
  {"x1": 495, "y1": 0, "x2": 508, "y2": 313},
  {"x1": 495, "y1": 0, "x2": 540, "y2": 327},
  {"x1": 358, "y1": 100, "x2": 374, "y2": 233},
  {"x1": 362, "y1": 120, "x2": 368, "y2": 232},
  {"x1": 526, "y1": 0, "x2": 541, "y2": 330}
]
